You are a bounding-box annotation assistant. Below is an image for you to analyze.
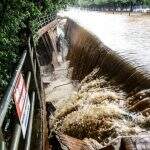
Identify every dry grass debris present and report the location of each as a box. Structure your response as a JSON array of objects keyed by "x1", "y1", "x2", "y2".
[{"x1": 50, "y1": 68, "x2": 150, "y2": 146}]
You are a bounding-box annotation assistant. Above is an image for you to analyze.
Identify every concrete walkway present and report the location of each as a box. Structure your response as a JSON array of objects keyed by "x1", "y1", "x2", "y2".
[{"x1": 44, "y1": 59, "x2": 76, "y2": 109}]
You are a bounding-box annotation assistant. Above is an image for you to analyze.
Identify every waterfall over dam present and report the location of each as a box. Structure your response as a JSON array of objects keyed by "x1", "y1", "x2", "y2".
[
  {"x1": 61, "y1": 10, "x2": 150, "y2": 91},
  {"x1": 65, "y1": 18, "x2": 150, "y2": 90},
  {"x1": 43, "y1": 10, "x2": 150, "y2": 149}
]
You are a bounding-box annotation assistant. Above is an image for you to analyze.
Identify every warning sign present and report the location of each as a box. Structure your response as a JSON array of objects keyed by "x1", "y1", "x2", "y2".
[{"x1": 13, "y1": 74, "x2": 30, "y2": 138}]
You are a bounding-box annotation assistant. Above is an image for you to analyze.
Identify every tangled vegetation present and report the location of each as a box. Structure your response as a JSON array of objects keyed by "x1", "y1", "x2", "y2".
[{"x1": 0, "y1": 0, "x2": 76, "y2": 98}]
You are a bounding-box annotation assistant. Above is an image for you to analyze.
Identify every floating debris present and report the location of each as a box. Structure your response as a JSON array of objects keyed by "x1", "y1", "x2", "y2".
[{"x1": 50, "y1": 68, "x2": 150, "y2": 147}]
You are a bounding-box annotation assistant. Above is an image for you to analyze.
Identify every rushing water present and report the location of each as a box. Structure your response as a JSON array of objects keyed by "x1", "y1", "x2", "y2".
[
  {"x1": 47, "y1": 10, "x2": 150, "y2": 148},
  {"x1": 51, "y1": 68, "x2": 150, "y2": 147},
  {"x1": 60, "y1": 9, "x2": 150, "y2": 76}
]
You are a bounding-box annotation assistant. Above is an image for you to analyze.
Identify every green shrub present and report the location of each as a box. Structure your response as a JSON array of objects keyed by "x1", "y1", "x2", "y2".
[{"x1": 0, "y1": 0, "x2": 76, "y2": 98}]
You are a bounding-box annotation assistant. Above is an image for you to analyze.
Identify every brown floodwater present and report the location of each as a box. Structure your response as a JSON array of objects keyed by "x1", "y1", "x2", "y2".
[
  {"x1": 47, "y1": 10, "x2": 150, "y2": 148},
  {"x1": 60, "y1": 9, "x2": 150, "y2": 76}
]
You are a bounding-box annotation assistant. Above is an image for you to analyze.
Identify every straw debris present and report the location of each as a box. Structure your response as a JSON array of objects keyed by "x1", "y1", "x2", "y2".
[{"x1": 50, "y1": 69, "x2": 150, "y2": 146}]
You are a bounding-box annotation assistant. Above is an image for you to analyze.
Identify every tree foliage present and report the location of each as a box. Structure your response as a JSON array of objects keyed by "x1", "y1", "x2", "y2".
[
  {"x1": 0, "y1": 0, "x2": 76, "y2": 96},
  {"x1": 143, "y1": 0, "x2": 150, "y2": 6},
  {"x1": 77, "y1": 0, "x2": 149, "y2": 7}
]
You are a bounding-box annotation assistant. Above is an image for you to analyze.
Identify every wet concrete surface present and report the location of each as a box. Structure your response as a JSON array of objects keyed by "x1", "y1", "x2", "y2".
[{"x1": 44, "y1": 61, "x2": 76, "y2": 108}]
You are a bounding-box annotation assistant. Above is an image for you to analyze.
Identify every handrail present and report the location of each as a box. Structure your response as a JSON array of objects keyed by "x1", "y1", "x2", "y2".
[
  {"x1": 0, "y1": 12, "x2": 56, "y2": 150},
  {"x1": 24, "y1": 92, "x2": 35, "y2": 150},
  {"x1": 36, "y1": 12, "x2": 57, "y2": 30},
  {"x1": 0, "y1": 38, "x2": 41, "y2": 150},
  {"x1": 10, "y1": 124, "x2": 21, "y2": 150},
  {"x1": 0, "y1": 50, "x2": 27, "y2": 128},
  {"x1": 10, "y1": 71, "x2": 32, "y2": 150}
]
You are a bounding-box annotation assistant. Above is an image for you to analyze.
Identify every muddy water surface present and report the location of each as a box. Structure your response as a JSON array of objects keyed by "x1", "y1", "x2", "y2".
[
  {"x1": 47, "y1": 12, "x2": 150, "y2": 149},
  {"x1": 61, "y1": 10, "x2": 150, "y2": 75}
]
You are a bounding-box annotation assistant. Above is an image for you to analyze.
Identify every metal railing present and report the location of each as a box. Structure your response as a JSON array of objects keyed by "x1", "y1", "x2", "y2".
[
  {"x1": 37, "y1": 12, "x2": 57, "y2": 30},
  {"x1": 0, "y1": 36, "x2": 44, "y2": 150},
  {"x1": 0, "y1": 11, "x2": 57, "y2": 150}
]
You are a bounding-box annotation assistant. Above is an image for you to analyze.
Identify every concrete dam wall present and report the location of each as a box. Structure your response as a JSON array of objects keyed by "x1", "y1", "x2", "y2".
[
  {"x1": 48, "y1": 18, "x2": 150, "y2": 149},
  {"x1": 65, "y1": 18, "x2": 150, "y2": 91}
]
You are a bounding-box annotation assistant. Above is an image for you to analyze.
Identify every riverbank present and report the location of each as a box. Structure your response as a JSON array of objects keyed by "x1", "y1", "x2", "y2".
[{"x1": 100, "y1": 11, "x2": 150, "y2": 16}]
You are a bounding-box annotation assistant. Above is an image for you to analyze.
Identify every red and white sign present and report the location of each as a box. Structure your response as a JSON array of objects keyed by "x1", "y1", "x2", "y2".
[{"x1": 13, "y1": 74, "x2": 30, "y2": 138}]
